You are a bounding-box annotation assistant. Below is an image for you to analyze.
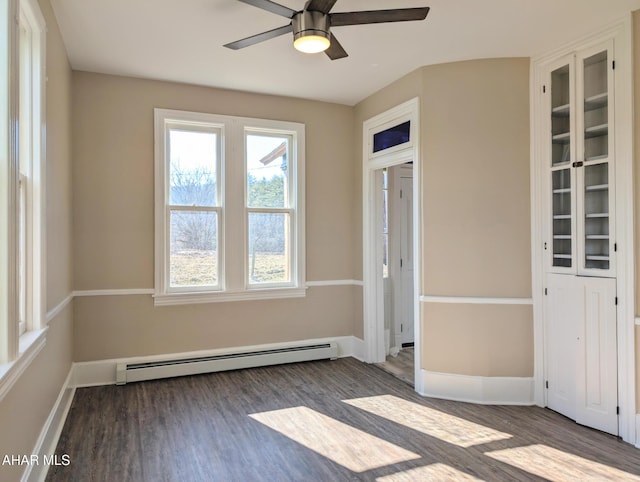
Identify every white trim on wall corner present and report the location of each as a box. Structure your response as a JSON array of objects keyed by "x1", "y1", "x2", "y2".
[
  {"x1": 418, "y1": 370, "x2": 535, "y2": 406},
  {"x1": 420, "y1": 295, "x2": 533, "y2": 305},
  {"x1": 72, "y1": 336, "x2": 364, "y2": 388},
  {"x1": 23, "y1": 367, "x2": 75, "y2": 482},
  {"x1": 45, "y1": 293, "x2": 73, "y2": 324},
  {"x1": 636, "y1": 414, "x2": 640, "y2": 450},
  {"x1": 635, "y1": 317, "x2": 640, "y2": 326}
]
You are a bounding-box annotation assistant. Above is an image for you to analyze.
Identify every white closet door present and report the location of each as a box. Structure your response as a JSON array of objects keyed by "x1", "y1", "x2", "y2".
[
  {"x1": 399, "y1": 175, "x2": 414, "y2": 345},
  {"x1": 575, "y1": 277, "x2": 618, "y2": 434},
  {"x1": 546, "y1": 274, "x2": 618, "y2": 435},
  {"x1": 546, "y1": 273, "x2": 578, "y2": 420}
]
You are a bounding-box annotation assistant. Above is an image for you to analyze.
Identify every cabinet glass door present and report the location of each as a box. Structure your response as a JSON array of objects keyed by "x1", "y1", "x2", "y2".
[
  {"x1": 552, "y1": 169, "x2": 572, "y2": 268},
  {"x1": 551, "y1": 64, "x2": 571, "y2": 166},
  {"x1": 550, "y1": 60, "x2": 575, "y2": 270},
  {"x1": 583, "y1": 163, "x2": 609, "y2": 270},
  {"x1": 578, "y1": 44, "x2": 614, "y2": 276},
  {"x1": 582, "y1": 51, "x2": 608, "y2": 162}
]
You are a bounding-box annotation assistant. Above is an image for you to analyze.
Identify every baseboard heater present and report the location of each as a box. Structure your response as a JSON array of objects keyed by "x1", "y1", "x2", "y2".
[{"x1": 116, "y1": 342, "x2": 338, "y2": 385}]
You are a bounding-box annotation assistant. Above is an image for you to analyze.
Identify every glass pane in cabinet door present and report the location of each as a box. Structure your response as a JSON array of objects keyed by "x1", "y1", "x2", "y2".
[
  {"x1": 584, "y1": 163, "x2": 609, "y2": 270},
  {"x1": 551, "y1": 65, "x2": 571, "y2": 166},
  {"x1": 583, "y1": 51, "x2": 608, "y2": 161},
  {"x1": 552, "y1": 169, "x2": 572, "y2": 267}
]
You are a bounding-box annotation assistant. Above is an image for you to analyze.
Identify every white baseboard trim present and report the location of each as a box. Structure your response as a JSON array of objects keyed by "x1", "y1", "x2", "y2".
[
  {"x1": 418, "y1": 370, "x2": 535, "y2": 406},
  {"x1": 72, "y1": 336, "x2": 363, "y2": 387},
  {"x1": 349, "y1": 337, "x2": 366, "y2": 362},
  {"x1": 23, "y1": 367, "x2": 75, "y2": 482},
  {"x1": 636, "y1": 414, "x2": 640, "y2": 449}
]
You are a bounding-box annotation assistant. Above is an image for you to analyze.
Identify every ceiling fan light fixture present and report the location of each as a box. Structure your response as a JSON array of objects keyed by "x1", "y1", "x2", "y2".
[
  {"x1": 292, "y1": 10, "x2": 331, "y2": 54},
  {"x1": 294, "y1": 33, "x2": 330, "y2": 53}
]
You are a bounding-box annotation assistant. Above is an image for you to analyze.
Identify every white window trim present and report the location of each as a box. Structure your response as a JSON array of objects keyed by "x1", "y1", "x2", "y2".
[
  {"x1": 154, "y1": 109, "x2": 305, "y2": 306},
  {"x1": 0, "y1": 0, "x2": 46, "y2": 396},
  {"x1": 18, "y1": 0, "x2": 46, "y2": 333},
  {"x1": 162, "y1": 120, "x2": 224, "y2": 294}
]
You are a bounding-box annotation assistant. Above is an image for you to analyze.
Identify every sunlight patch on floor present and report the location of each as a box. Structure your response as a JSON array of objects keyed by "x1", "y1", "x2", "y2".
[
  {"x1": 376, "y1": 463, "x2": 484, "y2": 481},
  {"x1": 485, "y1": 444, "x2": 640, "y2": 481},
  {"x1": 249, "y1": 406, "x2": 421, "y2": 472},
  {"x1": 343, "y1": 395, "x2": 512, "y2": 448}
]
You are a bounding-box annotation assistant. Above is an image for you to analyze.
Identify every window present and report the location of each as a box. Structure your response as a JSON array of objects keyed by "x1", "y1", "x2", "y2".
[
  {"x1": 0, "y1": 0, "x2": 45, "y2": 370},
  {"x1": 16, "y1": 0, "x2": 45, "y2": 335},
  {"x1": 167, "y1": 125, "x2": 221, "y2": 291},
  {"x1": 154, "y1": 110, "x2": 305, "y2": 305},
  {"x1": 373, "y1": 121, "x2": 411, "y2": 153},
  {"x1": 246, "y1": 131, "x2": 293, "y2": 286}
]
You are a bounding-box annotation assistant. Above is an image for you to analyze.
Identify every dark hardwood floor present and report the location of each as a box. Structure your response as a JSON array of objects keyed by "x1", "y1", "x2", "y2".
[
  {"x1": 376, "y1": 347, "x2": 414, "y2": 386},
  {"x1": 47, "y1": 358, "x2": 640, "y2": 481}
]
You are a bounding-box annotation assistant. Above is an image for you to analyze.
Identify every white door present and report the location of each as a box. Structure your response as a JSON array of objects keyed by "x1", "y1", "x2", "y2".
[
  {"x1": 399, "y1": 175, "x2": 414, "y2": 345},
  {"x1": 545, "y1": 273, "x2": 618, "y2": 435},
  {"x1": 546, "y1": 273, "x2": 577, "y2": 420},
  {"x1": 575, "y1": 276, "x2": 618, "y2": 434}
]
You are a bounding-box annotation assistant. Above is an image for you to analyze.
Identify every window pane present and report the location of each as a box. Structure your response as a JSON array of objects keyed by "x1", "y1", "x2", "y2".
[
  {"x1": 248, "y1": 212, "x2": 290, "y2": 284},
  {"x1": 170, "y1": 210, "x2": 218, "y2": 287},
  {"x1": 246, "y1": 134, "x2": 289, "y2": 208},
  {"x1": 373, "y1": 121, "x2": 410, "y2": 153},
  {"x1": 18, "y1": 178, "x2": 26, "y2": 326},
  {"x1": 169, "y1": 130, "x2": 217, "y2": 207}
]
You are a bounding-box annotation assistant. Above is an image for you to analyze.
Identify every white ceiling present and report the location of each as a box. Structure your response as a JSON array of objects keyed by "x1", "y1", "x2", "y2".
[{"x1": 51, "y1": 0, "x2": 640, "y2": 105}]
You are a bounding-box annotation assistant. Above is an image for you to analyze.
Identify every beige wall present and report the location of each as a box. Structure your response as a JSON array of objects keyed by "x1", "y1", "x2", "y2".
[
  {"x1": 72, "y1": 72, "x2": 361, "y2": 361},
  {"x1": 0, "y1": 0, "x2": 74, "y2": 480},
  {"x1": 74, "y1": 287, "x2": 361, "y2": 361},
  {"x1": 420, "y1": 59, "x2": 532, "y2": 377},
  {"x1": 421, "y1": 59, "x2": 532, "y2": 299},
  {"x1": 423, "y1": 304, "x2": 533, "y2": 377},
  {"x1": 354, "y1": 59, "x2": 532, "y2": 377}
]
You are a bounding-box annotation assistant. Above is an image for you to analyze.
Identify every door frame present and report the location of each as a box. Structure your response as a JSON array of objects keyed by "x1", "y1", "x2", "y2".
[
  {"x1": 362, "y1": 98, "x2": 422, "y2": 391},
  {"x1": 530, "y1": 17, "x2": 635, "y2": 444}
]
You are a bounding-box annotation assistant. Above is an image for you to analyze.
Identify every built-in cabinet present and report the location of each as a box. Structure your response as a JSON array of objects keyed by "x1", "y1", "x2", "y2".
[{"x1": 540, "y1": 37, "x2": 618, "y2": 436}]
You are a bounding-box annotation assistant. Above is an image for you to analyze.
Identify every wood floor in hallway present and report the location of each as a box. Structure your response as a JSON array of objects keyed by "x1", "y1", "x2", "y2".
[{"x1": 47, "y1": 357, "x2": 640, "y2": 481}]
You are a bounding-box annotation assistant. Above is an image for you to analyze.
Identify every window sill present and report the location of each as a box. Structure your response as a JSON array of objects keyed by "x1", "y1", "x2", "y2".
[
  {"x1": 153, "y1": 287, "x2": 307, "y2": 306},
  {"x1": 0, "y1": 327, "x2": 48, "y2": 402}
]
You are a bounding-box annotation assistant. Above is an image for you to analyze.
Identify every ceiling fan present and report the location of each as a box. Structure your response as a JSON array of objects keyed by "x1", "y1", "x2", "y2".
[{"x1": 224, "y1": 0, "x2": 430, "y2": 60}]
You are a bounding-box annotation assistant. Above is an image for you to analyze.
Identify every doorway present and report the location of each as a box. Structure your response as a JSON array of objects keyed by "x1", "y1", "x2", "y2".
[
  {"x1": 361, "y1": 97, "x2": 421, "y2": 392},
  {"x1": 377, "y1": 164, "x2": 414, "y2": 385}
]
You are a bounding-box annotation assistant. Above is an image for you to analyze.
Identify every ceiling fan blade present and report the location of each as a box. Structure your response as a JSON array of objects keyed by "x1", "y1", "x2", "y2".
[
  {"x1": 237, "y1": 0, "x2": 297, "y2": 19},
  {"x1": 306, "y1": 0, "x2": 338, "y2": 14},
  {"x1": 325, "y1": 33, "x2": 348, "y2": 60},
  {"x1": 224, "y1": 24, "x2": 293, "y2": 50},
  {"x1": 330, "y1": 7, "x2": 430, "y2": 27}
]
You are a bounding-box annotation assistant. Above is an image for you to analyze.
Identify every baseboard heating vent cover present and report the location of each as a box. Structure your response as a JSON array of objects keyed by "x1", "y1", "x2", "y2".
[{"x1": 116, "y1": 342, "x2": 338, "y2": 385}]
